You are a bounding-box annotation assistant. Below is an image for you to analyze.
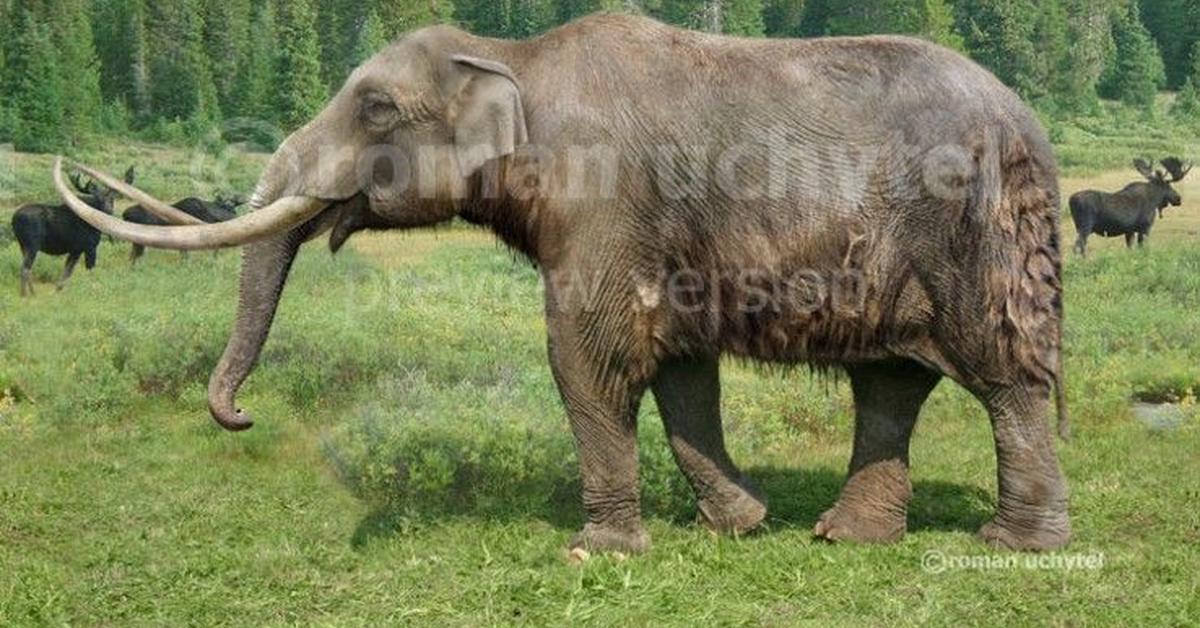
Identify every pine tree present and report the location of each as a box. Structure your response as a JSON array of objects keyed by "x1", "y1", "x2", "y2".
[
  {"x1": 233, "y1": 0, "x2": 276, "y2": 122},
  {"x1": 350, "y1": 8, "x2": 388, "y2": 66},
  {"x1": 654, "y1": 0, "x2": 765, "y2": 36},
  {"x1": 94, "y1": 0, "x2": 151, "y2": 122},
  {"x1": 956, "y1": 0, "x2": 1072, "y2": 106},
  {"x1": 374, "y1": 0, "x2": 454, "y2": 39},
  {"x1": 316, "y1": 0, "x2": 351, "y2": 90},
  {"x1": 508, "y1": 0, "x2": 558, "y2": 38},
  {"x1": 724, "y1": 0, "x2": 767, "y2": 36},
  {"x1": 1099, "y1": 2, "x2": 1167, "y2": 109},
  {"x1": 559, "y1": 0, "x2": 640, "y2": 23},
  {"x1": 456, "y1": 0, "x2": 510, "y2": 37},
  {"x1": 202, "y1": 0, "x2": 252, "y2": 118},
  {"x1": 0, "y1": 4, "x2": 8, "y2": 142},
  {"x1": 805, "y1": 0, "x2": 961, "y2": 47},
  {"x1": 8, "y1": 10, "x2": 66, "y2": 152},
  {"x1": 763, "y1": 0, "x2": 807, "y2": 37},
  {"x1": 1172, "y1": 41, "x2": 1200, "y2": 115},
  {"x1": 920, "y1": 0, "x2": 964, "y2": 50},
  {"x1": 1054, "y1": 0, "x2": 1115, "y2": 112},
  {"x1": 1139, "y1": 0, "x2": 1200, "y2": 89},
  {"x1": 146, "y1": 0, "x2": 220, "y2": 123},
  {"x1": 49, "y1": 0, "x2": 103, "y2": 142},
  {"x1": 275, "y1": 0, "x2": 327, "y2": 130}
]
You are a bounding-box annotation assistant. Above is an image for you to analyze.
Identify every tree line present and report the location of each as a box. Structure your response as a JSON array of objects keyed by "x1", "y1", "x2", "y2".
[{"x1": 1, "y1": 0, "x2": 1198, "y2": 153}]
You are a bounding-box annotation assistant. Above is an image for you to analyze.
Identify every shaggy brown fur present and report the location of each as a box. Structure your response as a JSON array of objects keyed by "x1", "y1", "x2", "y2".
[{"x1": 72, "y1": 14, "x2": 1073, "y2": 555}]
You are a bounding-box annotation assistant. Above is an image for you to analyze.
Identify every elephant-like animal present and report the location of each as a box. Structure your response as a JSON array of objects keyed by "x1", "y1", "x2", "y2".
[{"x1": 56, "y1": 14, "x2": 1070, "y2": 554}]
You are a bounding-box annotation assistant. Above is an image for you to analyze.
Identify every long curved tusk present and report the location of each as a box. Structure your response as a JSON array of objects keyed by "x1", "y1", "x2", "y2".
[
  {"x1": 54, "y1": 158, "x2": 329, "y2": 250},
  {"x1": 72, "y1": 161, "x2": 205, "y2": 226}
]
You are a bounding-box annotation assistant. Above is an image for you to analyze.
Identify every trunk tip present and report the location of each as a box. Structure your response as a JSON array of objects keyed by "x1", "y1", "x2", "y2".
[{"x1": 211, "y1": 406, "x2": 255, "y2": 432}]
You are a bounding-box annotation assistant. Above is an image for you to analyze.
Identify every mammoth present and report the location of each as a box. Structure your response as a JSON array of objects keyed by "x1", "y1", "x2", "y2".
[{"x1": 56, "y1": 15, "x2": 1070, "y2": 554}]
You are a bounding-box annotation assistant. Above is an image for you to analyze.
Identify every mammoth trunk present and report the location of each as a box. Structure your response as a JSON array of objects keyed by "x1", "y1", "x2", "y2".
[{"x1": 207, "y1": 227, "x2": 309, "y2": 430}]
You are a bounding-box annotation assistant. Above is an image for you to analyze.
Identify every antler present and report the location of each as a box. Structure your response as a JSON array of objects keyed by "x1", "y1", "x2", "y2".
[
  {"x1": 1161, "y1": 157, "x2": 1193, "y2": 182},
  {"x1": 68, "y1": 171, "x2": 91, "y2": 195},
  {"x1": 1134, "y1": 158, "x2": 1157, "y2": 180}
]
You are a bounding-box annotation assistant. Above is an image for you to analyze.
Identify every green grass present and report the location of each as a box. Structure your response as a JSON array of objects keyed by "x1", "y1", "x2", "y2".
[
  {"x1": 1049, "y1": 96, "x2": 1200, "y2": 177},
  {"x1": 2, "y1": 135, "x2": 1200, "y2": 625}
]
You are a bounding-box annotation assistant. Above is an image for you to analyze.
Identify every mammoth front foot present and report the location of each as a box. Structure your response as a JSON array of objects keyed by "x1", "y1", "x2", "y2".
[
  {"x1": 978, "y1": 516, "x2": 1071, "y2": 552},
  {"x1": 697, "y1": 477, "x2": 767, "y2": 535},
  {"x1": 568, "y1": 521, "x2": 651, "y2": 557},
  {"x1": 813, "y1": 502, "x2": 907, "y2": 544}
]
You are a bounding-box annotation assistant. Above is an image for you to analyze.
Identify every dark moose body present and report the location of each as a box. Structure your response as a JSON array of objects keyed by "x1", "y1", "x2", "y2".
[
  {"x1": 13, "y1": 168, "x2": 133, "y2": 296},
  {"x1": 1069, "y1": 158, "x2": 1191, "y2": 256},
  {"x1": 124, "y1": 196, "x2": 244, "y2": 264}
]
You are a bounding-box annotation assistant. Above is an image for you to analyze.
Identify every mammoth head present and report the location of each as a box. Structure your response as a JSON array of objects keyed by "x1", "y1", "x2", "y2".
[
  {"x1": 51, "y1": 28, "x2": 531, "y2": 433},
  {"x1": 256, "y1": 31, "x2": 529, "y2": 226},
  {"x1": 54, "y1": 28, "x2": 528, "y2": 252}
]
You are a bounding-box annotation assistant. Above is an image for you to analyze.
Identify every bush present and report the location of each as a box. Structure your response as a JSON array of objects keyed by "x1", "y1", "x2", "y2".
[
  {"x1": 96, "y1": 101, "x2": 132, "y2": 136},
  {"x1": 320, "y1": 368, "x2": 695, "y2": 524},
  {"x1": 1099, "y1": 3, "x2": 1167, "y2": 110}
]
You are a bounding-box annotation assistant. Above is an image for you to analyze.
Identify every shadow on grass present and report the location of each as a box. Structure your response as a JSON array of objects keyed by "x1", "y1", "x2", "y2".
[
  {"x1": 348, "y1": 464, "x2": 993, "y2": 548},
  {"x1": 749, "y1": 466, "x2": 993, "y2": 533}
]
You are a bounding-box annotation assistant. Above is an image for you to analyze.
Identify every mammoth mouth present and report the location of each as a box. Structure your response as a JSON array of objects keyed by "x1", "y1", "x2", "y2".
[{"x1": 53, "y1": 158, "x2": 332, "y2": 250}]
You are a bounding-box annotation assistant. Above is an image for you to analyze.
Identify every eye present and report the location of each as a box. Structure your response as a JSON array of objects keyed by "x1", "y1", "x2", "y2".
[{"x1": 361, "y1": 94, "x2": 399, "y2": 131}]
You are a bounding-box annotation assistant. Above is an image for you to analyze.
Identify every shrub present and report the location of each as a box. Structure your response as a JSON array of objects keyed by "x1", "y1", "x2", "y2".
[{"x1": 320, "y1": 369, "x2": 695, "y2": 524}]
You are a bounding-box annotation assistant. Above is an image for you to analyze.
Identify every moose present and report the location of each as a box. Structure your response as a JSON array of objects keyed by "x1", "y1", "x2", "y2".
[
  {"x1": 11, "y1": 167, "x2": 135, "y2": 296},
  {"x1": 123, "y1": 195, "x2": 245, "y2": 265},
  {"x1": 1069, "y1": 157, "x2": 1192, "y2": 256}
]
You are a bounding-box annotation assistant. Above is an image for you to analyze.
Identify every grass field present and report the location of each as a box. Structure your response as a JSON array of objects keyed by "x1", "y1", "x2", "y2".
[{"x1": 1, "y1": 136, "x2": 1199, "y2": 625}]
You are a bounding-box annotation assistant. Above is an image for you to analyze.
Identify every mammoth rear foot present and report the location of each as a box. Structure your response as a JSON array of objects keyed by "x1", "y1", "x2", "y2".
[{"x1": 978, "y1": 516, "x2": 1071, "y2": 552}]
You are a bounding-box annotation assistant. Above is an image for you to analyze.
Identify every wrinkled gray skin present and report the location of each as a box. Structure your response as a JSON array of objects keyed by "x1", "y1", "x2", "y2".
[
  {"x1": 157, "y1": 15, "x2": 1073, "y2": 553},
  {"x1": 1069, "y1": 158, "x2": 1189, "y2": 256}
]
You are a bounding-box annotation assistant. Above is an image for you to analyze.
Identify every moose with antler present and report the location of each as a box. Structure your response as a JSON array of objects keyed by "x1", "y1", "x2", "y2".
[
  {"x1": 1069, "y1": 157, "x2": 1192, "y2": 256},
  {"x1": 10, "y1": 166, "x2": 135, "y2": 296},
  {"x1": 123, "y1": 194, "x2": 246, "y2": 265}
]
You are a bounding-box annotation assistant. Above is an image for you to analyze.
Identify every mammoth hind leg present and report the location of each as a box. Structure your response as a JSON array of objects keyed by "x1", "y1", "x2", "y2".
[
  {"x1": 652, "y1": 356, "x2": 766, "y2": 535},
  {"x1": 815, "y1": 359, "x2": 940, "y2": 544},
  {"x1": 976, "y1": 384, "x2": 1070, "y2": 551}
]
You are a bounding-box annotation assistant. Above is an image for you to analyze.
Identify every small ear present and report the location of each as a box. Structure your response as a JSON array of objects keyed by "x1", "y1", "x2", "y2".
[
  {"x1": 449, "y1": 55, "x2": 528, "y2": 177},
  {"x1": 124, "y1": 166, "x2": 136, "y2": 185},
  {"x1": 1134, "y1": 159, "x2": 1155, "y2": 180}
]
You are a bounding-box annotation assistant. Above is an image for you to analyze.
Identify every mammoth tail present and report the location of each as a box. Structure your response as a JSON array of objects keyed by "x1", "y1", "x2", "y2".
[
  {"x1": 970, "y1": 122, "x2": 1070, "y2": 442},
  {"x1": 1053, "y1": 341, "x2": 1070, "y2": 441}
]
